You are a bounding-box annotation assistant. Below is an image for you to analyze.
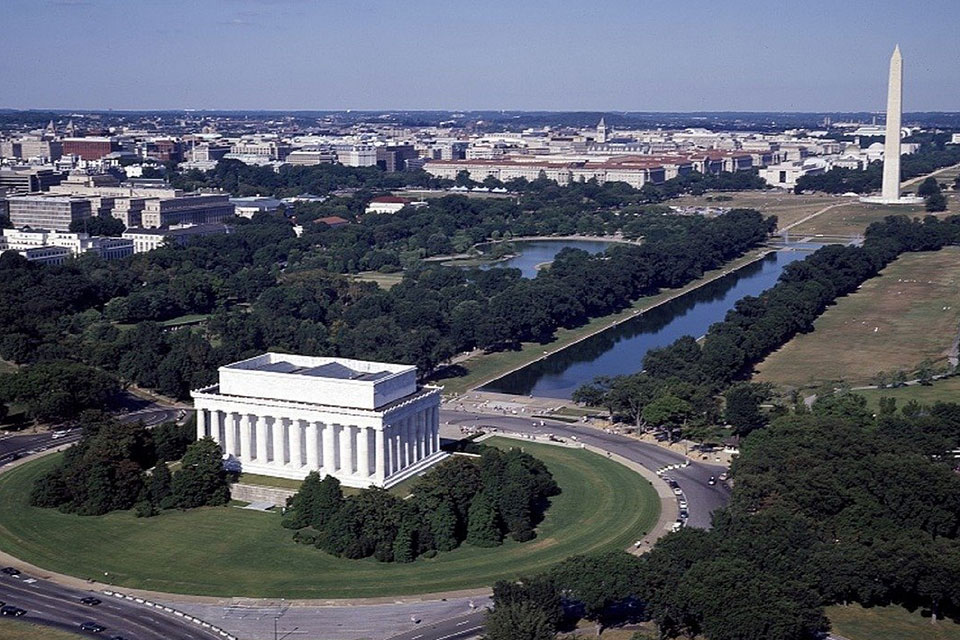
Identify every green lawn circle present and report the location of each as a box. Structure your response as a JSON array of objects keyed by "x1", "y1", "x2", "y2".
[{"x1": 0, "y1": 438, "x2": 659, "y2": 598}]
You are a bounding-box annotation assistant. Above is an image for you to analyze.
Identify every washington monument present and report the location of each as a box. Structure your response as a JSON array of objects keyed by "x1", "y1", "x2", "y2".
[
  {"x1": 881, "y1": 45, "x2": 903, "y2": 200},
  {"x1": 863, "y1": 46, "x2": 922, "y2": 204}
]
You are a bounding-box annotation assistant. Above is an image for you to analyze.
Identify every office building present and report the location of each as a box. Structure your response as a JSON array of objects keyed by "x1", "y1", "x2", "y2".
[
  {"x1": 7, "y1": 194, "x2": 92, "y2": 231},
  {"x1": 140, "y1": 194, "x2": 235, "y2": 228}
]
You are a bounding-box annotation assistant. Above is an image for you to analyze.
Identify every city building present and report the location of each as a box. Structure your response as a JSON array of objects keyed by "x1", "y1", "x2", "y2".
[
  {"x1": 140, "y1": 193, "x2": 235, "y2": 228},
  {"x1": 4, "y1": 245, "x2": 73, "y2": 265},
  {"x1": 286, "y1": 149, "x2": 336, "y2": 166},
  {"x1": 376, "y1": 145, "x2": 418, "y2": 172},
  {"x1": 191, "y1": 353, "x2": 445, "y2": 488},
  {"x1": 7, "y1": 194, "x2": 92, "y2": 231},
  {"x1": 365, "y1": 195, "x2": 411, "y2": 214},
  {"x1": 230, "y1": 196, "x2": 283, "y2": 218},
  {"x1": 0, "y1": 167, "x2": 66, "y2": 193},
  {"x1": 759, "y1": 160, "x2": 826, "y2": 190},
  {"x1": 61, "y1": 137, "x2": 119, "y2": 161},
  {"x1": 123, "y1": 222, "x2": 233, "y2": 253},
  {"x1": 0, "y1": 228, "x2": 133, "y2": 260},
  {"x1": 335, "y1": 144, "x2": 377, "y2": 167}
]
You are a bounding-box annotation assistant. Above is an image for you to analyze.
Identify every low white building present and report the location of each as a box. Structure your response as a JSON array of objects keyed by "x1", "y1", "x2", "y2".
[
  {"x1": 191, "y1": 353, "x2": 445, "y2": 488},
  {"x1": 365, "y1": 196, "x2": 411, "y2": 214},
  {"x1": 230, "y1": 196, "x2": 283, "y2": 219},
  {"x1": 758, "y1": 160, "x2": 826, "y2": 190},
  {"x1": 0, "y1": 227, "x2": 133, "y2": 261}
]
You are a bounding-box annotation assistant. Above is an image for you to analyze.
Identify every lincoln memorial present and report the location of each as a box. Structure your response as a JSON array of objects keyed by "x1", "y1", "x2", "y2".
[{"x1": 191, "y1": 353, "x2": 445, "y2": 488}]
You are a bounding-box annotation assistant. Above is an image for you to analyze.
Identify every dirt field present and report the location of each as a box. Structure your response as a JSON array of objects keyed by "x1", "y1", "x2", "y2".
[{"x1": 754, "y1": 247, "x2": 960, "y2": 389}]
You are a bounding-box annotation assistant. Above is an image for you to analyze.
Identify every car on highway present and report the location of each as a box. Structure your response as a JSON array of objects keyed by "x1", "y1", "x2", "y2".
[
  {"x1": 708, "y1": 476, "x2": 716, "y2": 485},
  {"x1": 51, "y1": 430, "x2": 68, "y2": 439},
  {"x1": 0, "y1": 567, "x2": 20, "y2": 576},
  {"x1": 80, "y1": 596, "x2": 102, "y2": 606},
  {"x1": 109, "y1": 635, "x2": 130, "y2": 640},
  {"x1": 79, "y1": 621, "x2": 106, "y2": 633},
  {"x1": 0, "y1": 605, "x2": 26, "y2": 616}
]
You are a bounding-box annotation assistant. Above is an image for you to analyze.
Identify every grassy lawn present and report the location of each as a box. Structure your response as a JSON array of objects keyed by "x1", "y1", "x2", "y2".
[
  {"x1": 828, "y1": 604, "x2": 960, "y2": 640},
  {"x1": 754, "y1": 248, "x2": 960, "y2": 389},
  {"x1": 436, "y1": 249, "x2": 771, "y2": 395},
  {"x1": 789, "y1": 201, "x2": 930, "y2": 237},
  {"x1": 0, "y1": 619, "x2": 81, "y2": 639},
  {"x1": 856, "y1": 376, "x2": 960, "y2": 412},
  {"x1": 0, "y1": 438, "x2": 659, "y2": 598},
  {"x1": 158, "y1": 313, "x2": 210, "y2": 328},
  {"x1": 676, "y1": 190, "x2": 838, "y2": 230},
  {"x1": 347, "y1": 271, "x2": 404, "y2": 290}
]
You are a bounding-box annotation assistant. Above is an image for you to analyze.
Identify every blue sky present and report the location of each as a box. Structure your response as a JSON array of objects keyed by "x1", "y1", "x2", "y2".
[{"x1": 1, "y1": 0, "x2": 957, "y2": 111}]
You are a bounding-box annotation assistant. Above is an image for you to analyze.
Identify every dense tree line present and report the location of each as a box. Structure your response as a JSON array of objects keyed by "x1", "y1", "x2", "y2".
[
  {"x1": 30, "y1": 412, "x2": 227, "y2": 516},
  {"x1": 168, "y1": 159, "x2": 438, "y2": 198},
  {"x1": 577, "y1": 214, "x2": 960, "y2": 437},
  {"x1": 0, "y1": 361, "x2": 119, "y2": 422},
  {"x1": 795, "y1": 142, "x2": 960, "y2": 194},
  {"x1": 486, "y1": 400, "x2": 960, "y2": 640},
  {"x1": 0, "y1": 185, "x2": 774, "y2": 409},
  {"x1": 282, "y1": 447, "x2": 558, "y2": 562}
]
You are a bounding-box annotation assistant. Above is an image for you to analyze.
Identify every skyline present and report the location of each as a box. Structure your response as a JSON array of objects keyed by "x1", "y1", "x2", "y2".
[{"x1": 1, "y1": 0, "x2": 958, "y2": 113}]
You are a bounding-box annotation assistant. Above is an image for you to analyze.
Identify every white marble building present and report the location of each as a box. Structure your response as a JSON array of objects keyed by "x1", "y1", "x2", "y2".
[{"x1": 191, "y1": 353, "x2": 444, "y2": 488}]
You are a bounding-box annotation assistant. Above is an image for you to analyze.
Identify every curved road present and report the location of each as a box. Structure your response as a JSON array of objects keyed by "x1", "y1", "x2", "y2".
[
  {"x1": 0, "y1": 569, "x2": 224, "y2": 640},
  {"x1": 0, "y1": 404, "x2": 729, "y2": 640},
  {"x1": 441, "y1": 409, "x2": 731, "y2": 530}
]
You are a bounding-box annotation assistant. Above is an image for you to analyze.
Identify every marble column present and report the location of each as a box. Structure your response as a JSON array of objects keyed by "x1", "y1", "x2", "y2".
[
  {"x1": 432, "y1": 406, "x2": 441, "y2": 453},
  {"x1": 357, "y1": 427, "x2": 370, "y2": 478},
  {"x1": 289, "y1": 419, "x2": 303, "y2": 469},
  {"x1": 257, "y1": 416, "x2": 267, "y2": 464},
  {"x1": 209, "y1": 411, "x2": 222, "y2": 446},
  {"x1": 393, "y1": 424, "x2": 403, "y2": 471},
  {"x1": 225, "y1": 412, "x2": 238, "y2": 457},
  {"x1": 305, "y1": 422, "x2": 319, "y2": 470},
  {"x1": 239, "y1": 414, "x2": 253, "y2": 460},
  {"x1": 272, "y1": 417, "x2": 286, "y2": 466},
  {"x1": 322, "y1": 422, "x2": 336, "y2": 472},
  {"x1": 340, "y1": 425, "x2": 354, "y2": 475},
  {"x1": 408, "y1": 417, "x2": 418, "y2": 464},
  {"x1": 196, "y1": 408, "x2": 207, "y2": 440},
  {"x1": 375, "y1": 427, "x2": 385, "y2": 480}
]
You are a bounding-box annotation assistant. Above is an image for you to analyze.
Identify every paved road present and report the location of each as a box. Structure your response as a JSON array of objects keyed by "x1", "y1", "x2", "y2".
[
  {"x1": 0, "y1": 405, "x2": 178, "y2": 469},
  {"x1": 441, "y1": 409, "x2": 731, "y2": 529},
  {"x1": 0, "y1": 570, "x2": 223, "y2": 640},
  {"x1": 385, "y1": 611, "x2": 486, "y2": 640}
]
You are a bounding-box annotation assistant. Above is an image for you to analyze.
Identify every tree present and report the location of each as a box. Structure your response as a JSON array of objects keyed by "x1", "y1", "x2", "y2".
[
  {"x1": 429, "y1": 499, "x2": 459, "y2": 551},
  {"x1": 723, "y1": 383, "x2": 773, "y2": 439},
  {"x1": 149, "y1": 462, "x2": 173, "y2": 508},
  {"x1": 466, "y1": 491, "x2": 502, "y2": 547},
  {"x1": 641, "y1": 394, "x2": 692, "y2": 433},
  {"x1": 917, "y1": 176, "x2": 941, "y2": 198},
  {"x1": 492, "y1": 576, "x2": 564, "y2": 631},
  {"x1": 392, "y1": 521, "x2": 416, "y2": 563},
  {"x1": 484, "y1": 602, "x2": 555, "y2": 640},
  {"x1": 69, "y1": 215, "x2": 126, "y2": 237},
  {"x1": 925, "y1": 191, "x2": 947, "y2": 212},
  {"x1": 169, "y1": 437, "x2": 230, "y2": 509}
]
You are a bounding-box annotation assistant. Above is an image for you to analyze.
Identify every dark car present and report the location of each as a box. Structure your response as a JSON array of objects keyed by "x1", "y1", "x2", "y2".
[
  {"x1": 109, "y1": 636, "x2": 129, "y2": 640},
  {"x1": 0, "y1": 605, "x2": 26, "y2": 616},
  {"x1": 0, "y1": 567, "x2": 20, "y2": 576},
  {"x1": 80, "y1": 596, "x2": 102, "y2": 606},
  {"x1": 707, "y1": 476, "x2": 716, "y2": 486},
  {"x1": 79, "y1": 621, "x2": 106, "y2": 633}
]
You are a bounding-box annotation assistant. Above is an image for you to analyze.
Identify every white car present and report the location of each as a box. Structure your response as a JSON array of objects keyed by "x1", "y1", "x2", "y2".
[
  {"x1": 678, "y1": 499, "x2": 688, "y2": 509},
  {"x1": 672, "y1": 487, "x2": 683, "y2": 496}
]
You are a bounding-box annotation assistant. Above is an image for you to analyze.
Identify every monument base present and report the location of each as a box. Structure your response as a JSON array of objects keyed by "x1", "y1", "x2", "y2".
[{"x1": 859, "y1": 195, "x2": 924, "y2": 205}]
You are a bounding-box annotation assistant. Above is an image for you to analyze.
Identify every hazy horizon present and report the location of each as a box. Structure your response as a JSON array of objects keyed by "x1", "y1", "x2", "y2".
[{"x1": 2, "y1": 0, "x2": 958, "y2": 112}]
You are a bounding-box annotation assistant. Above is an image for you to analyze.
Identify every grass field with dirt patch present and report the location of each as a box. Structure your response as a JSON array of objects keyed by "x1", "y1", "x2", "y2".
[
  {"x1": 754, "y1": 247, "x2": 960, "y2": 389},
  {"x1": 0, "y1": 438, "x2": 658, "y2": 598},
  {"x1": 856, "y1": 376, "x2": 960, "y2": 412},
  {"x1": 0, "y1": 619, "x2": 81, "y2": 639},
  {"x1": 676, "y1": 190, "x2": 838, "y2": 230},
  {"x1": 827, "y1": 604, "x2": 960, "y2": 640}
]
